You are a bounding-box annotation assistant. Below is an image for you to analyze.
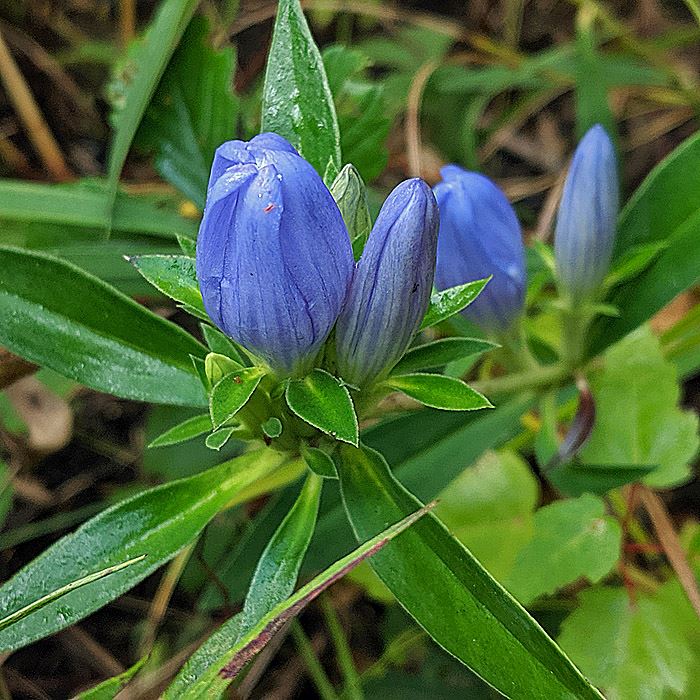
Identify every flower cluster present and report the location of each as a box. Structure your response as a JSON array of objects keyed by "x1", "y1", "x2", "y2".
[{"x1": 197, "y1": 133, "x2": 438, "y2": 385}]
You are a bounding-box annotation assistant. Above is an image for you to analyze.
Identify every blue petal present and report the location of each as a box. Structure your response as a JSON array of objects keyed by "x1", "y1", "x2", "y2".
[
  {"x1": 554, "y1": 124, "x2": 619, "y2": 300},
  {"x1": 335, "y1": 178, "x2": 439, "y2": 385},
  {"x1": 434, "y1": 167, "x2": 526, "y2": 332}
]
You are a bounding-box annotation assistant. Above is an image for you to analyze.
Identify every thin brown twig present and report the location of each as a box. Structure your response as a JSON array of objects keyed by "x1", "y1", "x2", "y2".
[
  {"x1": 119, "y1": 0, "x2": 137, "y2": 48},
  {"x1": 638, "y1": 485, "x2": 700, "y2": 619},
  {"x1": 405, "y1": 59, "x2": 439, "y2": 179},
  {"x1": 0, "y1": 29, "x2": 72, "y2": 181},
  {"x1": 0, "y1": 348, "x2": 38, "y2": 390},
  {"x1": 533, "y1": 167, "x2": 567, "y2": 242}
]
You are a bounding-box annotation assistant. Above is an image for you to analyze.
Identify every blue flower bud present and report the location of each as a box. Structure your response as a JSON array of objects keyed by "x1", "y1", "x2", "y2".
[
  {"x1": 335, "y1": 178, "x2": 439, "y2": 386},
  {"x1": 554, "y1": 124, "x2": 619, "y2": 300},
  {"x1": 433, "y1": 165, "x2": 526, "y2": 333},
  {"x1": 196, "y1": 133, "x2": 354, "y2": 376}
]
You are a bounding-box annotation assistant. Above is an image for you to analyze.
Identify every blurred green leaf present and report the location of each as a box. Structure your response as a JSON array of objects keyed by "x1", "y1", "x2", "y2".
[
  {"x1": 262, "y1": 0, "x2": 340, "y2": 180},
  {"x1": 323, "y1": 44, "x2": 391, "y2": 182},
  {"x1": 0, "y1": 461, "x2": 13, "y2": 528},
  {"x1": 548, "y1": 463, "x2": 657, "y2": 497},
  {"x1": 108, "y1": 0, "x2": 200, "y2": 190},
  {"x1": 559, "y1": 587, "x2": 693, "y2": 700},
  {"x1": 505, "y1": 495, "x2": 621, "y2": 605},
  {"x1": 0, "y1": 247, "x2": 206, "y2": 407},
  {"x1": 286, "y1": 369, "x2": 359, "y2": 445},
  {"x1": 436, "y1": 450, "x2": 538, "y2": 581},
  {"x1": 663, "y1": 302, "x2": 700, "y2": 379},
  {"x1": 581, "y1": 327, "x2": 699, "y2": 488},
  {"x1": 336, "y1": 443, "x2": 603, "y2": 699},
  {"x1": 393, "y1": 337, "x2": 496, "y2": 375},
  {"x1": 330, "y1": 163, "x2": 372, "y2": 259},
  {"x1": 385, "y1": 373, "x2": 492, "y2": 411},
  {"x1": 137, "y1": 17, "x2": 239, "y2": 207},
  {"x1": 0, "y1": 449, "x2": 288, "y2": 652},
  {"x1": 589, "y1": 131, "x2": 700, "y2": 355}
]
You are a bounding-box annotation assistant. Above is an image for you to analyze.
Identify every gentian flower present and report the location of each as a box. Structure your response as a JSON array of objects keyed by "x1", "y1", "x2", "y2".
[
  {"x1": 335, "y1": 178, "x2": 439, "y2": 386},
  {"x1": 433, "y1": 165, "x2": 526, "y2": 333},
  {"x1": 196, "y1": 133, "x2": 354, "y2": 376},
  {"x1": 554, "y1": 124, "x2": 619, "y2": 300}
]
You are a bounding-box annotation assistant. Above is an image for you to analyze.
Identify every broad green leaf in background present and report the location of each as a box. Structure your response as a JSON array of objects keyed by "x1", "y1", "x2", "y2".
[
  {"x1": 0, "y1": 179, "x2": 197, "y2": 238},
  {"x1": 137, "y1": 17, "x2": 239, "y2": 207},
  {"x1": 392, "y1": 337, "x2": 496, "y2": 375},
  {"x1": 75, "y1": 656, "x2": 148, "y2": 699},
  {"x1": 558, "y1": 587, "x2": 693, "y2": 700},
  {"x1": 336, "y1": 443, "x2": 603, "y2": 700},
  {"x1": 505, "y1": 495, "x2": 622, "y2": 605},
  {"x1": 262, "y1": 0, "x2": 341, "y2": 180},
  {"x1": 589, "y1": 131, "x2": 700, "y2": 355},
  {"x1": 384, "y1": 373, "x2": 492, "y2": 411},
  {"x1": 0, "y1": 449, "x2": 288, "y2": 652},
  {"x1": 436, "y1": 450, "x2": 539, "y2": 581},
  {"x1": 323, "y1": 44, "x2": 391, "y2": 182},
  {"x1": 169, "y1": 502, "x2": 433, "y2": 699},
  {"x1": 0, "y1": 247, "x2": 207, "y2": 407},
  {"x1": 108, "y1": 0, "x2": 200, "y2": 191},
  {"x1": 286, "y1": 369, "x2": 359, "y2": 445},
  {"x1": 128, "y1": 254, "x2": 205, "y2": 315},
  {"x1": 581, "y1": 327, "x2": 699, "y2": 488},
  {"x1": 663, "y1": 302, "x2": 700, "y2": 380},
  {"x1": 420, "y1": 278, "x2": 490, "y2": 330},
  {"x1": 210, "y1": 367, "x2": 265, "y2": 428}
]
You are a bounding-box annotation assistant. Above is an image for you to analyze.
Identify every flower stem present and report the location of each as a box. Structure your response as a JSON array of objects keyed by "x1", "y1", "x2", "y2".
[{"x1": 472, "y1": 362, "x2": 570, "y2": 397}]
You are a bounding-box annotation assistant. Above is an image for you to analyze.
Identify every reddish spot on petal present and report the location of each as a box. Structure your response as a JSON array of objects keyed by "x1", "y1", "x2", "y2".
[{"x1": 263, "y1": 203, "x2": 275, "y2": 213}]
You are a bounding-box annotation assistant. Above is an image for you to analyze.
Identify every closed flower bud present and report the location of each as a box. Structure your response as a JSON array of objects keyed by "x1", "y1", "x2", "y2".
[
  {"x1": 554, "y1": 124, "x2": 619, "y2": 300},
  {"x1": 196, "y1": 133, "x2": 354, "y2": 376},
  {"x1": 335, "y1": 178, "x2": 439, "y2": 386},
  {"x1": 433, "y1": 165, "x2": 526, "y2": 333}
]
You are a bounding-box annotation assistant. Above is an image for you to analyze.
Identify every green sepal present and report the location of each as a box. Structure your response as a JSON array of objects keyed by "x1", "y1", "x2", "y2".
[
  {"x1": 330, "y1": 163, "x2": 372, "y2": 260},
  {"x1": 205, "y1": 426, "x2": 236, "y2": 451},
  {"x1": 201, "y1": 325, "x2": 246, "y2": 365},
  {"x1": 262, "y1": 417, "x2": 283, "y2": 439},
  {"x1": 209, "y1": 367, "x2": 265, "y2": 429},
  {"x1": 302, "y1": 444, "x2": 338, "y2": 479},
  {"x1": 204, "y1": 352, "x2": 243, "y2": 386}
]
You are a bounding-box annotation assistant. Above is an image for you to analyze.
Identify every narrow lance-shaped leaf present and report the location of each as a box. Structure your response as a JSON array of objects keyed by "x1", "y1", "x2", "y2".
[
  {"x1": 166, "y1": 472, "x2": 323, "y2": 698},
  {"x1": 262, "y1": 0, "x2": 341, "y2": 180},
  {"x1": 392, "y1": 337, "x2": 497, "y2": 375},
  {"x1": 169, "y1": 502, "x2": 435, "y2": 699},
  {"x1": 0, "y1": 247, "x2": 207, "y2": 407},
  {"x1": 149, "y1": 413, "x2": 212, "y2": 448},
  {"x1": 0, "y1": 449, "x2": 288, "y2": 652},
  {"x1": 336, "y1": 443, "x2": 604, "y2": 700},
  {"x1": 420, "y1": 277, "x2": 490, "y2": 330},
  {"x1": 75, "y1": 656, "x2": 148, "y2": 700},
  {"x1": 384, "y1": 373, "x2": 492, "y2": 411}
]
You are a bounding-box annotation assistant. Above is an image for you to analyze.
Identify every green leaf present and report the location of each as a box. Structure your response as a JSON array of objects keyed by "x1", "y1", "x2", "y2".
[
  {"x1": 286, "y1": 369, "x2": 358, "y2": 445},
  {"x1": 262, "y1": 0, "x2": 341, "y2": 180},
  {"x1": 75, "y1": 656, "x2": 148, "y2": 699},
  {"x1": 436, "y1": 450, "x2": 539, "y2": 581},
  {"x1": 149, "y1": 413, "x2": 212, "y2": 448},
  {"x1": 0, "y1": 449, "x2": 288, "y2": 652},
  {"x1": 201, "y1": 325, "x2": 245, "y2": 364},
  {"x1": 385, "y1": 373, "x2": 492, "y2": 411},
  {"x1": 0, "y1": 247, "x2": 207, "y2": 407},
  {"x1": 0, "y1": 178, "x2": 197, "y2": 238},
  {"x1": 392, "y1": 337, "x2": 496, "y2": 375},
  {"x1": 210, "y1": 367, "x2": 265, "y2": 429},
  {"x1": 0, "y1": 555, "x2": 145, "y2": 633},
  {"x1": 604, "y1": 241, "x2": 668, "y2": 289},
  {"x1": 167, "y1": 499, "x2": 432, "y2": 698},
  {"x1": 137, "y1": 17, "x2": 239, "y2": 207},
  {"x1": 330, "y1": 163, "x2": 372, "y2": 260},
  {"x1": 589, "y1": 131, "x2": 700, "y2": 355},
  {"x1": 420, "y1": 278, "x2": 490, "y2": 330},
  {"x1": 336, "y1": 443, "x2": 603, "y2": 699},
  {"x1": 323, "y1": 44, "x2": 391, "y2": 182},
  {"x1": 548, "y1": 463, "x2": 657, "y2": 497},
  {"x1": 581, "y1": 327, "x2": 699, "y2": 488},
  {"x1": 178, "y1": 234, "x2": 197, "y2": 256},
  {"x1": 205, "y1": 426, "x2": 236, "y2": 451},
  {"x1": 558, "y1": 587, "x2": 693, "y2": 699},
  {"x1": 302, "y1": 445, "x2": 338, "y2": 479},
  {"x1": 108, "y1": 0, "x2": 200, "y2": 189},
  {"x1": 128, "y1": 254, "x2": 206, "y2": 314},
  {"x1": 505, "y1": 495, "x2": 621, "y2": 605}
]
